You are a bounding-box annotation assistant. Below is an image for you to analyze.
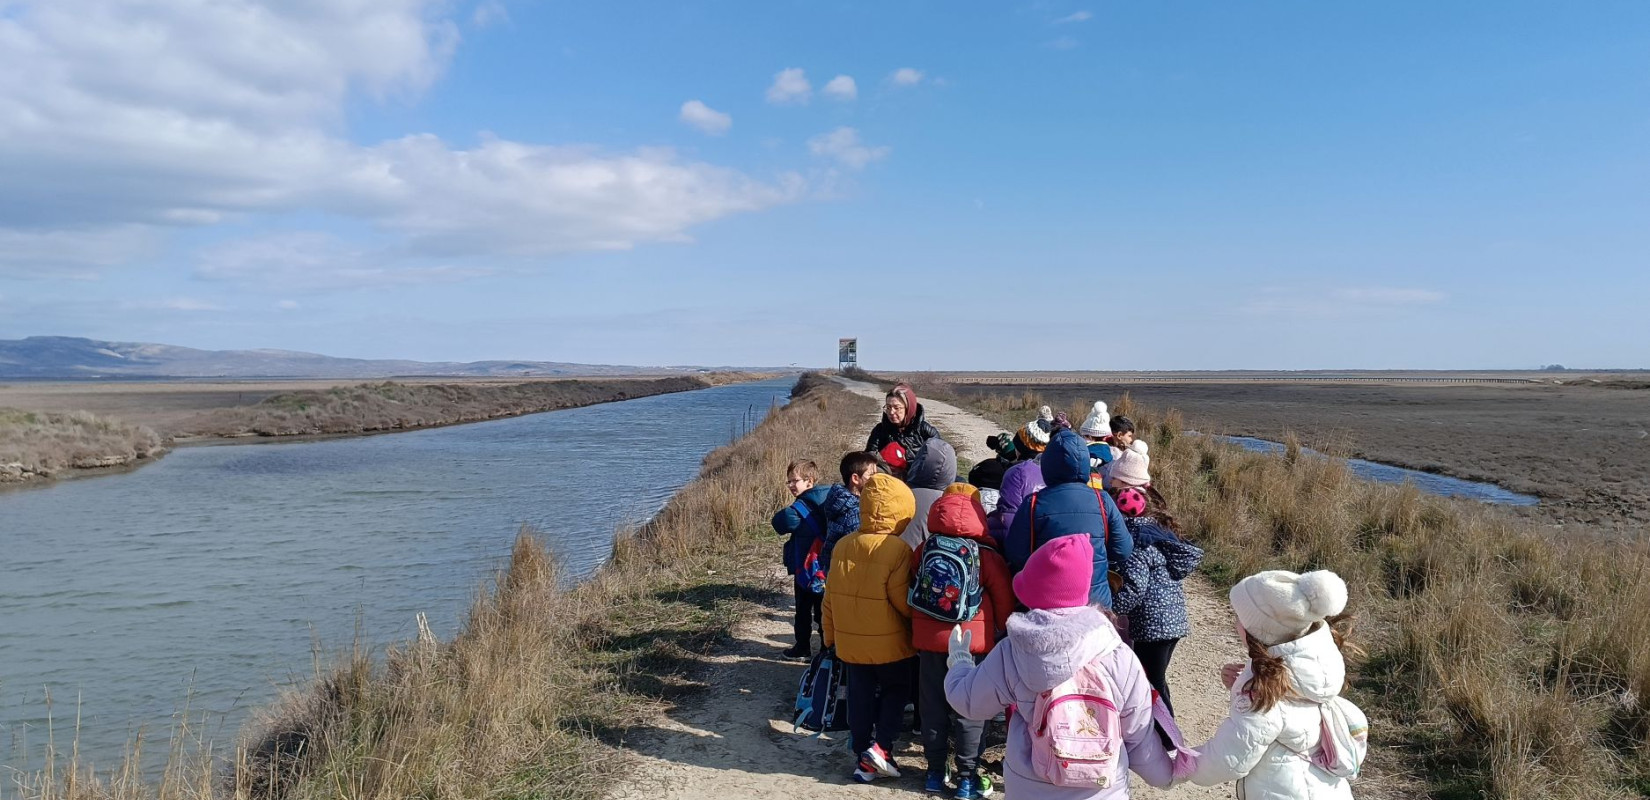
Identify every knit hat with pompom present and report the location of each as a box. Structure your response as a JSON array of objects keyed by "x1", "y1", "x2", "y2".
[
  {"x1": 1014, "y1": 406, "x2": 1056, "y2": 454},
  {"x1": 1230, "y1": 569, "x2": 1349, "y2": 646},
  {"x1": 1078, "y1": 401, "x2": 1111, "y2": 439}
]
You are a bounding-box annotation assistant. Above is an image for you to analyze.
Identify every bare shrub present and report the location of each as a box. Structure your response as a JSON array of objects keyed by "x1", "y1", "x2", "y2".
[
  {"x1": 0, "y1": 407, "x2": 167, "y2": 481},
  {"x1": 173, "y1": 377, "x2": 714, "y2": 439}
]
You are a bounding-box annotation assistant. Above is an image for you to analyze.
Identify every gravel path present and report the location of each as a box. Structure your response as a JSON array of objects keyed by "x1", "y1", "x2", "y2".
[{"x1": 612, "y1": 379, "x2": 1243, "y2": 800}]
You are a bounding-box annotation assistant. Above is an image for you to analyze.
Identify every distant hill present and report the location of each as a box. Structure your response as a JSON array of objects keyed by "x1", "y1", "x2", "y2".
[{"x1": 0, "y1": 336, "x2": 710, "y2": 379}]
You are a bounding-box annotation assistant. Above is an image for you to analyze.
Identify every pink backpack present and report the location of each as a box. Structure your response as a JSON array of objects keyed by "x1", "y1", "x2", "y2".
[{"x1": 1030, "y1": 658, "x2": 1123, "y2": 788}]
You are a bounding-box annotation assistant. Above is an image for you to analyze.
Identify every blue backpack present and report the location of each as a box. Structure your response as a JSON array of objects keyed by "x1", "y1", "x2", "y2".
[
  {"x1": 909, "y1": 535, "x2": 987, "y2": 623},
  {"x1": 794, "y1": 648, "x2": 849, "y2": 733}
]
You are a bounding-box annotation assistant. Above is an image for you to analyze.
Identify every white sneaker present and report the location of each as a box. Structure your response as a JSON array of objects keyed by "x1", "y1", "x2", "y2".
[{"x1": 864, "y1": 744, "x2": 902, "y2": 778}]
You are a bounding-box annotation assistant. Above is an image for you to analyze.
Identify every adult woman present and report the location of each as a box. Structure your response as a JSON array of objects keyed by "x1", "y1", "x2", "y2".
[{"x1": 865, "y1": 382, "x2": 940, "y2": 457}]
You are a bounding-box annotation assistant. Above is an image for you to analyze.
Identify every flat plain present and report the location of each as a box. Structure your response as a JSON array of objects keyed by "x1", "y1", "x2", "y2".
[{"x1": 912, "y1": 371, "x2": 1650, "y2": 536}]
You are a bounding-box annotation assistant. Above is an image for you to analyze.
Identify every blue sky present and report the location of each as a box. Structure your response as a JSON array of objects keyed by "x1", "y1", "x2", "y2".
[{"x1": 1, "y1": 1, "x2": 1646, "y2": 369}]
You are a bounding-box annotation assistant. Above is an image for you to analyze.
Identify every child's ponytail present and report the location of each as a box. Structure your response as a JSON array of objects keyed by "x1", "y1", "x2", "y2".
[
  {"x1": 1243, "y1": 613, "x2": 1362, "y2": 710},
  {"x1": 1242, "y1": 634, "x2": 1295, "y2": 713}
]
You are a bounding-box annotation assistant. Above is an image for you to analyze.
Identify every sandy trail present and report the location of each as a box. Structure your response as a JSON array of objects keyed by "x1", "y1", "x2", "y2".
[{"x1": 612, "y1": 379, "x2": 1241, "y2": 800}]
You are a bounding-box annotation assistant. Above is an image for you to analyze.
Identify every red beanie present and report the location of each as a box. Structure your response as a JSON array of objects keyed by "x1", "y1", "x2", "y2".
[{"x1": 1013, "y1": 535, "x2": 1094, "y2": 610}]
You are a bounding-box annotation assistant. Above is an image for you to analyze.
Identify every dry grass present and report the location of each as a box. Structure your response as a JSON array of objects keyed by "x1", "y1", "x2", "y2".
[
  {"x1": 172, "y1": 376, "x2": 716, "y2": 438},
  {"x1": 11, "y1": 373, "x2": 874, "y2": 800},
  {"x1": 938, "y1": 383, "x2": 1650, "y2": 799},
  {"x1": 0, "y1": 407, "x2": 167, "y2": 482}
]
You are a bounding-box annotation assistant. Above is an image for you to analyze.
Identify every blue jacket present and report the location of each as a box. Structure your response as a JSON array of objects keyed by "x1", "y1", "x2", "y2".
[
  {"x1": 771, "y1": 485, "x2": 834, "y2": 576},
  {"x1": 1112, "y1": 518, "x2": 1204, "y2": 642},
  {"x1": 817, "y1": 483, "x2": 861, "y2": 573},
  {"x1": 1004, "y1": 430, "x2": 1134, "y2": 608}
]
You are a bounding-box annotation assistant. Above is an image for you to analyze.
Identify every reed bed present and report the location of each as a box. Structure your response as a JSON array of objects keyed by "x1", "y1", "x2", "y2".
[
  {"x1": 0, "y1": 408, "x2": 166, "y2": 482},
  {"x1": 173, "y1": 376, "x2": 716, "y2": 438},
  {"x1": 941, "y1": 383, "x2": 1650, "y2": 799},
  {"x1": 10, "y1": 373, "x2": 874, "y2": 800}
]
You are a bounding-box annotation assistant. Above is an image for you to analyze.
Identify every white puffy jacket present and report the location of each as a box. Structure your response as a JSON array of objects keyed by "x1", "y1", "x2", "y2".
[{"x1": 1188, "y1": 624, "x2": 1358, "y2": 799}]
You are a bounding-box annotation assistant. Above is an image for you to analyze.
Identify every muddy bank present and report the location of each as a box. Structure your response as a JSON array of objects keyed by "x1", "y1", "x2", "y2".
[{"x1": 938, "y1": 380, "x2": 1649, "y2": 535}]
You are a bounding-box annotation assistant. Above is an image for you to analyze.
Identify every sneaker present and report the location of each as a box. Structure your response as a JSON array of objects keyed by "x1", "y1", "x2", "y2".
[
  {"x1": 976, "y1": 774, "x2": 994, "y2": 797},
  {"x1": 851, "y1": 766, "x2": 879, "y2": 784},
  {"x1": 863, "y1": 744, "x2": 901, "y2": 778},
  {"x1": 954, "y1": 776, "x2": 983, "y2": 800},
  {"x1": 924, "y1": 769, "x2": 948, "y2": 794},
  {"x1": 781, "y1": 644, "x2": 811, "y2": 659}
]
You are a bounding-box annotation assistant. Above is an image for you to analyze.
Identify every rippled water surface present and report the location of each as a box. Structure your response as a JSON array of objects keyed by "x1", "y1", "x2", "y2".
[{"x1": 0, "y1": 378, "x2": 792, "y2": 771}]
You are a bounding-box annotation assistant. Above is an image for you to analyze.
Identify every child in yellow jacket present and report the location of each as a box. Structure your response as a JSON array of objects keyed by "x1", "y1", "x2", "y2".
[{"x1": 823, "y1": 472, "x2": 918, "y2": 784}]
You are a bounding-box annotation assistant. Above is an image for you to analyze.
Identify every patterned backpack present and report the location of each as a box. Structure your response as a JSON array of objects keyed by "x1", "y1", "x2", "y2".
[
  {"x1": 909, "y1": 535, "x2": 987, "y2": 623},
  {"x1": 794, "y1": 648, "x2": 849, "y2": 734},
  {"x1": 1029, "y1": 657, "x2": 1124, "y2": 788}
]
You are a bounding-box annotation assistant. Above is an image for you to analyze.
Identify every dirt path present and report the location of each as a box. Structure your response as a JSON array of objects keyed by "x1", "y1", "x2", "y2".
[{"x1": 611, "y1": 379, "x2": 1242, "y2": 800}]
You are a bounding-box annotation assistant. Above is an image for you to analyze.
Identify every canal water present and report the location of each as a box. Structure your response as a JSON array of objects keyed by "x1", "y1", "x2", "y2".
[
  {"x1": 0, "y1": 378, "x2": 793, "y2": 773},
  {"x1": 1216, "y1": 434, "x2": 1540, "y2": 506}
]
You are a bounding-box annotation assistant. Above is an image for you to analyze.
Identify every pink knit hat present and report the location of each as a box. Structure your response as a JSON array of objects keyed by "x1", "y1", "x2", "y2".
[{"x1": 1013, "y1": 535, "x2": 1095, "y2": 610}]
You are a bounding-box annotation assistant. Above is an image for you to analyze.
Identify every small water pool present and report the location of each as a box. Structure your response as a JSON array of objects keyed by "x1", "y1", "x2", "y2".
[{"x1": 1213, "y1": 435, "x2": 1541, "y2": 506}]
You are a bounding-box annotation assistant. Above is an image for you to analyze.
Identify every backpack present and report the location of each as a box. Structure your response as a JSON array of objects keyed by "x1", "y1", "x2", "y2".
[
  {"x1": 1295, "y1": 696, "x2": 1369, "y2": 779},
  {"x1": 909, "y1": 535, "x2": 990, "y2": 623},
  {"x1": 1026, "y1": 491, "x2": 1110, "y2": 550},
  {"x1": 799, "y1": 536, "x2": 827, "y2": 594},
  {"x1": 1027, "y1": 492, "x2": 1121, "y2": 593},
  {"x1": 793, "y1": 498, "x2": 828, "y2": 592},
  {"x1": 1029, "y1": 657, "x2": 1124, "y2": 788},
  {"x1": 794, "y1": 648, "x2": 849, "y2": 734}
]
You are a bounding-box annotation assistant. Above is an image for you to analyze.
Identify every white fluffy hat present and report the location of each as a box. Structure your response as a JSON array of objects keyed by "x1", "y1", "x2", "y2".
[
  {"x1": 1078, "y1": 401, "x2": 1110, "y2": 438},
  {"x1": 1102, "y1": 443, "x2": 1151, "y2": 487},
  {"x1": 1230, "y1": 569, "x2": 1349, "y2": 646}
]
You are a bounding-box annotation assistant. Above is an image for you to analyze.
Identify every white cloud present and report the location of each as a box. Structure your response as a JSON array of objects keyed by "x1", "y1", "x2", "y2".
[
  {"x1": 0, "y1": 0, "x2": 802, "y2": 282},
  {"x1": 678, "y1": 100, "x2": 732, "y2": 135},
  {"x1": 1242, "y1": 287, "x2": 1447, "y2": 317},
  {"x1": 276, "y1": 299, "x2": 301, "y2": 311},
  {"x1": 807, "y1": 127, "x2": 890, "y2": 170},
  {"x1": 1330, "y1": 287, "x2": 1446, "y2": 305},
  {"x1": 766, "y1": 68, "x2": 812, "y2": 105},
  {"x1": 472, "y1": 0, "x2": 509, "y2": 28},
  {"x1": 823, "y1": 75, "x2": 858, "y2": 101},
  {"x1": 1055, "y1": 10, "x2": 1093, "y2": 24},
  {"x1": 1046, "y1": 36, "x2": 1080, "y2": 50},
  {"x1": 194, "y1": 232, "x2": 496, "y2": 291},
  {"x1": 0, "y1": 226, "x2": 162, "y2": 278},
  {"x1": 888, "y1": 68, "x2": 925, "y2": 87},
  {"x1": 120, "y1": 297, "x2": 224, "y2": 312}
]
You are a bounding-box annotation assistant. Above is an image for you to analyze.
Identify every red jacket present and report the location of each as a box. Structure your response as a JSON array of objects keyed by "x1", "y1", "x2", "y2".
[{"x1": 910, "y1": 493, "x2": 1013, "y2": 654}]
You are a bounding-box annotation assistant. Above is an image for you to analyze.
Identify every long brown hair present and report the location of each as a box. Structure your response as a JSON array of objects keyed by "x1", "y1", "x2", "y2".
[
  {"x1": 1241, "y1": 612, "x2": 1360, "y2": 713},
  {"x1": 1143, "y1": 485, "x2": 1180, "y2": 534}
]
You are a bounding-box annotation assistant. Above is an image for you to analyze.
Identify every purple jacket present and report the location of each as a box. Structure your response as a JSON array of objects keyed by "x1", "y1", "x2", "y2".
[
  {"x1": 988, "y1": 459, "x2": 1044, "y2": 544},
  {"x1": 944, "y1": 606, "x2": 1174, "y2": 800}
]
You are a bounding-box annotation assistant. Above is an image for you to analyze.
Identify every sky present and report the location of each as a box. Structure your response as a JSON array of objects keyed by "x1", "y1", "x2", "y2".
[{"x1": 1, "y1": 1, "x2": 1647, "y2": 370}]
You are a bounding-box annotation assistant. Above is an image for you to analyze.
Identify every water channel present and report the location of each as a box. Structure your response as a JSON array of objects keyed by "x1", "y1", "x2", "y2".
[
  {"x1": 1215, "y1": 434, "x2": 1540, "y2": 506},
  {"x1": 0, "y1": 378, "x2": 793, "y2": 773}
]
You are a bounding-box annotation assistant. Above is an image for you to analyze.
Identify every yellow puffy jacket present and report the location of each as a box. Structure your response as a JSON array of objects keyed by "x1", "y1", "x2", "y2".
[{"x1": 823, "y1": 473, "x2": 917, "y2": 665}]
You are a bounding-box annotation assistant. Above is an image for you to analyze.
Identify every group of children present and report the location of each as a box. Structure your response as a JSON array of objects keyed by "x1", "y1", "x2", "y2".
[{"x1": 772, "y1": 383, "x2": 1368, "y2": 800}]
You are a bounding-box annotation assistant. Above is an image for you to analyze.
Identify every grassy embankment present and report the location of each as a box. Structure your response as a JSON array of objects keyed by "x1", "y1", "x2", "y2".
[
  {"x1": 15, "y1": 373, "x2": 869, "y2": 800},
  {"x1": 172, "y1": 376, "x2": 730, "y2": 438},
  {"x1": 0, "y1": 408, "x2": 166, "y2": 483},
  {"x1": 934, "y1": 382, "x2": 1650, "y2": 800},
  {"x1": 0, "y1": 376, "x2": 749, "y2": 484}
]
